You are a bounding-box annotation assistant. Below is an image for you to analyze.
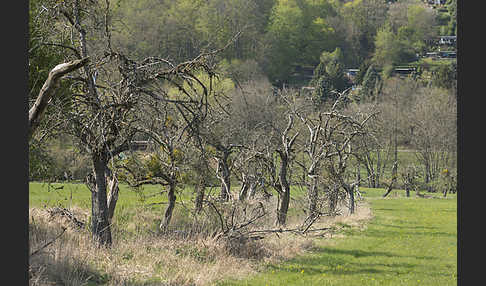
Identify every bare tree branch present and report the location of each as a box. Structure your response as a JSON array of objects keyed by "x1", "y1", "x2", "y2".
[
  {"x1": 29, "y1": 57, "x2": 90, "y2": 141},
  {"x1": 30, "y1": 227, "x2": 67, "y2": 257}
]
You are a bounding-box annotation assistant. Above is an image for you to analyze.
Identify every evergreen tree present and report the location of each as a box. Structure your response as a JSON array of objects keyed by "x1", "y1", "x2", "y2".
[
  {"x1": 310, "y1": 47, "x2": 350, "y2": 103},
  {"x1": 359, "y1": 64, "x2": 381, "y2": 101}
]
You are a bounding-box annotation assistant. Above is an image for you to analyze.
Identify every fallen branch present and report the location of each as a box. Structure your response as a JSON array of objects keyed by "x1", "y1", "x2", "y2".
[
  {"x1": 47, "y1": 207, "x2": 85, "y2": 229},
  {"x1": 30, "y1": 227, "x2": 67, "y2": 257},
  {"x1": 245, "y1": 225, "x2": 333, "y2": 237}
]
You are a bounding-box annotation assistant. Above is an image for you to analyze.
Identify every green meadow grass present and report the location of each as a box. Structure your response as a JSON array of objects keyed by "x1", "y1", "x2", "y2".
[
  {"x1": 29, "y1": 182, "x2": 457, "y2": 285},
  {"x1": 219, "y1": 189, "x2": 457, "y2": 286},
  {"x1": 29, "y1": 181, "x2": 200, "y2": 236},
  {"x1": 29, "y1": 182, "x2": 309, "y2": 212},
  {"x1": 29, "y1": 181, "x2": 196, "y2": 209}
]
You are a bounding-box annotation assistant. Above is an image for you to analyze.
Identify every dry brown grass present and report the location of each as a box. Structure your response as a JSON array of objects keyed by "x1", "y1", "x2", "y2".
[
  {"x1": 29, "y1": 199, "x2": 372, "y2": 286},
  {"x1": 29, "y1": 208, "x2": 105, "y2": 285}
]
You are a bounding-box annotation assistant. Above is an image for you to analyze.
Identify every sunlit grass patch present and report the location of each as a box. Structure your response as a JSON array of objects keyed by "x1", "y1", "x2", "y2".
[{"x1": 219, "y1": 191, "x2": 457, "y2": 286}]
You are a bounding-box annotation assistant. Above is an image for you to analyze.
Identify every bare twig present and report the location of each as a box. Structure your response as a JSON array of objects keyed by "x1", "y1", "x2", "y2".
[{"x1": 30, "y1": 227, "x2": 67, "y2": 257}]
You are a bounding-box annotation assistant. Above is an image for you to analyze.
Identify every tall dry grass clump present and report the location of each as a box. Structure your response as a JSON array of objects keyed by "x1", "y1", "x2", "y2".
[
  {"x1": 29, "y1": 207, "x2": 104, "y2": 285},
  {"x1": 29, "y1": 198, "x2": 372, "y2": 286}
]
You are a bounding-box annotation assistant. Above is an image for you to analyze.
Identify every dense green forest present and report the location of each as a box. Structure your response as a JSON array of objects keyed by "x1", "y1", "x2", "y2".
[{"x1": 110, "y1": 0, "x2": 456, "y2": 85}]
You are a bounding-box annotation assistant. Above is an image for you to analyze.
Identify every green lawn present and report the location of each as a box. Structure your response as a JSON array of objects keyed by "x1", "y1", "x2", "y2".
[{"x1": 219, "y1": 189, "x2": 457, "y2": 286}]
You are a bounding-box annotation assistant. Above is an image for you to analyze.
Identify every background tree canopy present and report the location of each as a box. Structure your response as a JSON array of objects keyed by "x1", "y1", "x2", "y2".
[{"x1": 106, "y1": 0, "x2": 455, "y2": 87}]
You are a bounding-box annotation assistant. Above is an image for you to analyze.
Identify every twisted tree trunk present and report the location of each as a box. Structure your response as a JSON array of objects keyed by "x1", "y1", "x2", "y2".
[
  {"x1": 308, "y1": 175, "x2": 319, "y2": 219},
  {"x1": 328, "y1": 184, "x2": 339, "y2": 215},
  {"x1": 238, "y1": 174, "x2": 250, "y2": 201},
  {"x1": 90, "y1": 153, "x2": 112, "y2": 246},
  {"x1": 346, "y1": 184, "x2": 355, "y2": 214},
  {"x1": 218, "y1": 151, "x2": 231, "y2": 201},
  {"x1": 160, "y1": 181, "x2": 177, "y2": 231},
  {"x1": 383, "y1": 161, "x2": 398, "y2": 198},
  {"x1": 275, "y1": 150, "x2": 290, "y2": 226},
  {"x1": 194, "y1": 176, "x2": 205, "y2": 214}
]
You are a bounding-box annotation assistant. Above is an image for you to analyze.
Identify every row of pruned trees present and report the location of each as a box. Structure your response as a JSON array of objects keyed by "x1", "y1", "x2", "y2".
[
  {"x1": 29, "y1": 0, "x2": 455, "y2": 248},
  {"x1": 117, "y1": 79, "x2": 375, "y2": 232}
]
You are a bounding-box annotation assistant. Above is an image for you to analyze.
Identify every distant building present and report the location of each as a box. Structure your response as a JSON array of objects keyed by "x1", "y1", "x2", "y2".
[
  {"x1": 423, "y1": 51, "x2": 455, "y2": 60},
  {"x1": 438, "y1": 51, "x2": 456, "y2": 59},
  {"x1": 438, "y1": 36, "x2": 456, "y2": 46},
  {"x1": 394, "y1": 67, "x2": 416, "y2": 76},
  {"x1": 425, "y1": 52, "x2": 439, "y2": 59},
  {"x1": 345, "y1": 69, "x2": 359, "y2": 77},
  {"x1": 426, "y1": 0, "x2": 445, "y2": 5},
  {"x1": 345, "y1": 69, "x2": 359, "y2": 82}
]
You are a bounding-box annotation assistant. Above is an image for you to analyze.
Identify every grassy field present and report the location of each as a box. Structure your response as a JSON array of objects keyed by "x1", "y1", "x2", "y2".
[
  {"x1": 219, "y1": 188, "x2": 457, "y2": 286},
  {"x1": 28, "y1": 181, "x2": 197, "y2": 209},
  {"x1": 29, "y1": 181, "x2": 206, "y2": 239},
  {"x1": 29, "y1": 183, "x2": 456, "y2": 285}
]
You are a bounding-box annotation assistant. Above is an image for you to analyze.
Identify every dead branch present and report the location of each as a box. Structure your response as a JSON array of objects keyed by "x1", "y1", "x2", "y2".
[
  {"x1": 382, "y1": 161, "x2": 398, "y2": 197},
  {"x1": 47, "y1": 207, "x2": 86, "y2": 229},
  {"x1": 29, "y1": 57, "x2": 90, "y2": 141},
  {"x1": 30, "y1": 227, "x2": 67, "y2": 257},
  {"x1": 205, "y1": 199, "x2": 226, "y2": 234},
  {"x1": 244, "y1": 226, "x2": 332, "y2": 238}
]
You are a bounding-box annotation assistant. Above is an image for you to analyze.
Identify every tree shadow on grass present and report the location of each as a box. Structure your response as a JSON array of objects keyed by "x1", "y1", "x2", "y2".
[
  {"x1": 309, "y1": 247, "x2": 434, "y2": 261},
  {"x1": 266, "y1": 247, "x2": 419, "y2": 277},
  {"x1": 325, "y1": 246, "x2": 437, "y2": 261},
  {"x1": 372, "y1": 223, "x2": 439, "y2": 230},
  {"x1": 363, "y1": 227, "x2": 455, "y2": 239},
  {"x1": 372, "y1": 207, "x2": 397, "y2": 212},
  {"x1": 267, "y1": 264, "x2": 386, "y2": 276}
]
